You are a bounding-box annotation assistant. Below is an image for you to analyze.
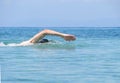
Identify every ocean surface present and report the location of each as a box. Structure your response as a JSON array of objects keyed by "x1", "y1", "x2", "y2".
[{"x1": 0, "y1": 27, "x2": 120, "y2": 83}]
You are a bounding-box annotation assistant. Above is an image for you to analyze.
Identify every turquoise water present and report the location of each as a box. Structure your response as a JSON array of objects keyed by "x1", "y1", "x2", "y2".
[{"x1": 1, "y1": 27, "x2": 120, "y2": 83}]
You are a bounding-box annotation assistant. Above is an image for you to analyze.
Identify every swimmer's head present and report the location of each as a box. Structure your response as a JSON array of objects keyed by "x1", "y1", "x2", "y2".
[{"x1": 39, "y1": 39, "x2": 49, "y2": 43}]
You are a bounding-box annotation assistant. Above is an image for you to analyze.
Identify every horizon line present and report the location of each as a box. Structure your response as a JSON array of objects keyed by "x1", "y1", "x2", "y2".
[{"x1": 0, "y1": 26, "x2": 120, "y2": 28}]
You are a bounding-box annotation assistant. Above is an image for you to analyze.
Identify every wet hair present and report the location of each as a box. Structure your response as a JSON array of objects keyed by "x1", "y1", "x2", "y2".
[{"x1": 39, "y1": 39, "x2": 49, "y2": 43}]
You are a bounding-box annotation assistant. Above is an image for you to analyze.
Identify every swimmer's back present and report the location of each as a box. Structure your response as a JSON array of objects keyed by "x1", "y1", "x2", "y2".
[{"x1": 20, "y1": 40, "x2": 33, "y2": 46}]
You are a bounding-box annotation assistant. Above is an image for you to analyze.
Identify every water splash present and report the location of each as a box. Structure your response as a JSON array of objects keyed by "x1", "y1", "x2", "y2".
[
  {"x1": 0, "y1": 42, "x2": 21, "y2": 47},
  {"x1": 0, "y1": 42, "x2": 6, "y2": 46}
]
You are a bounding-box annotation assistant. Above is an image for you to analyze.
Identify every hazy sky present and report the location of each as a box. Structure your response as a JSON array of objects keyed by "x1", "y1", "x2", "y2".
[{"x1": 0, "y1": 0, "x2": 120, "y2": 27}]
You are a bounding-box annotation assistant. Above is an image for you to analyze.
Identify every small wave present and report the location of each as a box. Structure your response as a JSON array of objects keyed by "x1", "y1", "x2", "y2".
[{"x1": 33, "y1": 43, "x2": 76, "y2": 49}]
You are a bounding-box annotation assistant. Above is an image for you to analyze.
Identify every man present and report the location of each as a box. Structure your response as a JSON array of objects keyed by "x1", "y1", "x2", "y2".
[{"x1": 20, "y1": 29, "x2": 76, "y2": 46}]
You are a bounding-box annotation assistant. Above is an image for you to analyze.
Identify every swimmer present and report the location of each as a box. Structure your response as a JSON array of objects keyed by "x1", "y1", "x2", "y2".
[{"x1": 20, "y1": 29, "x2": 76, "y2": 46}]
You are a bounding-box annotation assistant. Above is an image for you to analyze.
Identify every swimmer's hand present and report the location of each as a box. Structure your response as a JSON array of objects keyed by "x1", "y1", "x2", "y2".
[{"x1": 63, "y1": 34, "x2": 76, "y2": 41}]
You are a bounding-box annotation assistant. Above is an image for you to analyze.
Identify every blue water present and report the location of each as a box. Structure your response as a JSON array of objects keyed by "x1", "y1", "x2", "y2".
[{"x1": 0, "y1": 27, "x2": 120, "y2": 83}]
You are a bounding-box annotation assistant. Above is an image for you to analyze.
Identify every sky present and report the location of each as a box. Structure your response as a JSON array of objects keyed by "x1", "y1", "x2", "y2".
[{"x1": 0, "y1": 0, "x2": 120, "y2": 27}]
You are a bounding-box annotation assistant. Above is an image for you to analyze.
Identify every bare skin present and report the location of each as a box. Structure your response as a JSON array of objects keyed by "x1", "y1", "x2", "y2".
[{"x1": 20, "y1": 29, "x2": 76, "y2": 45}]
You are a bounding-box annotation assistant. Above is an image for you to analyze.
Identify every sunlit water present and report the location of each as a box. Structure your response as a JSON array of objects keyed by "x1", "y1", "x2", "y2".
[{"x1": 0, "y1": 27, "x2": 120, "y2": 83}]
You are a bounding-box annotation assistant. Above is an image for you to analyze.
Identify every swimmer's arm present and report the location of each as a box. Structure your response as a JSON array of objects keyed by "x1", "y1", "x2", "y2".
[{"x1": 29, "y1": 29, "x2": 76, "y2": 43}]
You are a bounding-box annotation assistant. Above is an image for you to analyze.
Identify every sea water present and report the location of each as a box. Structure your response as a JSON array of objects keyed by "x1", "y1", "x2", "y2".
[{"x1": 0, "y1": 27, "x2": 120, "y2": 83}]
